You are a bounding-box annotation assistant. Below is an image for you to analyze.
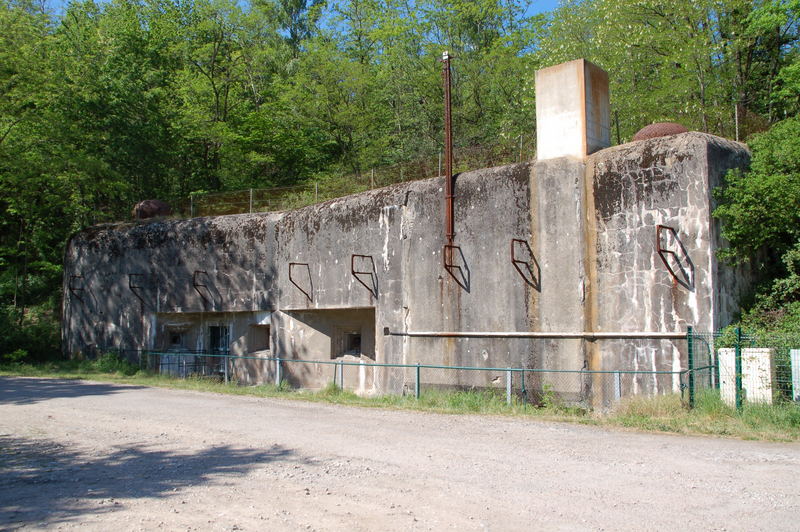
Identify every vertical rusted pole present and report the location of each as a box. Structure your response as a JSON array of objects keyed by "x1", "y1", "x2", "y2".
[{"x1": 442, "y1": 51, "x2": 454, "y2": 250}]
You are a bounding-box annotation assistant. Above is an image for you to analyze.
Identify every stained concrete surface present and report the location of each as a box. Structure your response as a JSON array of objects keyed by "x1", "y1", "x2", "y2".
[
  {"x1": 1, "y1": 377, "x2": 798, "y2": 531},
  {"x1": 62, "y1": 133, "x2": 751, "y2": 403}
]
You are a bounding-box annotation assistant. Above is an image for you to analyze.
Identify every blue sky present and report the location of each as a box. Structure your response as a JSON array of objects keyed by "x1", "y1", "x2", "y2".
[
  {"x1": 527, "y1": 0, "x2": 562, "y2": 16},
  {"x1": 45, "y1": 0, "x2": 563, "y2": 19}
]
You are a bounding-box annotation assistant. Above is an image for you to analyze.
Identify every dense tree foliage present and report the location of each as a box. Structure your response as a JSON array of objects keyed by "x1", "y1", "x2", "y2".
[
  {"x1": 0, "y1": 0, "x2": 798, "y2": 358},
  {"x1": 541, "y1": 0, "x2": 800, "y2": 140},
  {"x1": 714, "y1": 115, "x2": 800, "y2": 328}
]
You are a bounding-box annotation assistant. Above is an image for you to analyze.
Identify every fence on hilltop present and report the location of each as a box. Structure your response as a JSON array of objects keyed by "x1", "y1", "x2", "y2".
[{"x1": 172, "y1": 140, "x2": 537, "y2": 218}]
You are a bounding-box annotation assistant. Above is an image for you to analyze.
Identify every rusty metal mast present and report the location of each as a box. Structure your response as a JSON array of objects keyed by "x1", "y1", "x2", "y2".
[{"x1": 442, "y1": 51, "x2": 454, "y2": 248}]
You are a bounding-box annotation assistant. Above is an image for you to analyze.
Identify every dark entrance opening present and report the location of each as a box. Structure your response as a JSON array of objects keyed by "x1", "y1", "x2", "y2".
[{"x1": 209, "y1": 325, "x2": 229, "y2": 354}]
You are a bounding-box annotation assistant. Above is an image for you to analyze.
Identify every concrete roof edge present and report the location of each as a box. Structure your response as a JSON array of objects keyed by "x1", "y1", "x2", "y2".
[
  {"x1": 588, "y1": 131, "x2": 750, "y2": 163},
  {"x1": 72, "y1": 160, "x2": 535, "y2": 238}
]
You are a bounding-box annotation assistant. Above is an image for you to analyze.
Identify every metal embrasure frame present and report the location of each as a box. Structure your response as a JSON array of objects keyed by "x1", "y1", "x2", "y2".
[
  {"x1": 68, "y1": 274, "x2": 86, "y2": 304},
  {"x1": 656, "y1": 224, "x2": 694, "y2": 290},
  {"x1": 510, "y1": 238, "x2": 540, "y2": 290},
  {"x1": 288, "y1": 262, "x2": 313, "y2": 302},
  {"x1": 192, "y1": 270, "x2": 211, "y2": 307},
  {"x1": 128, "y1": 273, "x2": 147, "y2": 308},
  {"x1": 351, "y1": 254, "x2": 377, "y2": 297}
]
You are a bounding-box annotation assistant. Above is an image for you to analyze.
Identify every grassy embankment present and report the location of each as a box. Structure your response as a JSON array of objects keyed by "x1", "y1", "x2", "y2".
[{"x1": 2, "y1": 356, "x2": 799, "y2": 442}]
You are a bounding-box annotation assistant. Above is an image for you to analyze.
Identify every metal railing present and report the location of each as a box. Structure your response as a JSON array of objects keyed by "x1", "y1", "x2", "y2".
[
  {"x1": 84, "y1": 326, "x2": 800, "y2": 412},
  {"x1": 688, "y1": 328, "x2": 800, "y2": 410},
  {"x1": 93, "y1": 348, "x2": 701, "y2": 409}
]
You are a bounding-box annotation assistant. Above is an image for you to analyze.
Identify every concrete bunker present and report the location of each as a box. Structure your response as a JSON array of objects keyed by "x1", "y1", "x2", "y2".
[{"x1": 61, "y1": 59, "x2": 752, "y2": 406}]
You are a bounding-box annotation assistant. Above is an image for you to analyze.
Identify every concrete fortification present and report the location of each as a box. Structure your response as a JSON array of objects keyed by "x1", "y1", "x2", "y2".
[{"x1": 62, "y1": 60, "x2": 751, "y2": 404}]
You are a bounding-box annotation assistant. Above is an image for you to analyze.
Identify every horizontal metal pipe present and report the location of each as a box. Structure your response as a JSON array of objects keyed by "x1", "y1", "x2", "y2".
[{"x1": 385, "y1": 330, "x2": 687, "y2": 340}]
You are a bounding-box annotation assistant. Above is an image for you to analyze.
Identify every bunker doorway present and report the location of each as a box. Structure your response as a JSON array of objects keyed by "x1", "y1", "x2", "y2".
[
  {"x1": 209, "y1": 325, "x2": 230, "y2": 355},
  {"x1": 207, "y1": 325, "x2": 229, "y2": 377}
]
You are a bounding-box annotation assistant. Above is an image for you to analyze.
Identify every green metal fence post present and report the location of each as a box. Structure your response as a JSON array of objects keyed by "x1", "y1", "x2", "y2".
[
  {"x1": 714, "y1": 338, "x2": 720, "y2": 390},
  {"x1": 415, "y1": 363, "x2": 420, "y2": 399},
  {"x1": 687, "y1": 326, "x2": 695, "y2": 408},
  {"x1": 707, "y1": 337, "x2": 713, "y2": 389},
  {"x1": 521, "y1": 369, "x2": 526, "y2": 405},
  {"x1": 224, "y1": 353, "x2": 229, "y2": 384},
  {"x1": 735, "y1": 327, "x2": 743, "y2": 411}
]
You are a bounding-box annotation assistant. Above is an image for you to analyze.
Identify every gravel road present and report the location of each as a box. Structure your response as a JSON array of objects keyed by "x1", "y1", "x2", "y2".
[{"x1": 1, "y1": 377, "x2": 798, "y2": 531}]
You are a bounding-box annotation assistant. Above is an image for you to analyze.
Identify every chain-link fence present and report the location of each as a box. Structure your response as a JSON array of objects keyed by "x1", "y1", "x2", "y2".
[
  {"x1": 85, "y1": 327, "x2": 800, "y2": 411},
  {"x1": 688, "y1": 328, "x2": 800, "y2": 409},
  {"x1": 170, "y1": 139, "x2": 536, "y2": 218},
  {"x1": 89, "y1": 348, "x2": 695, "y2": 410},
  {"x1": 686, "y1": 327, "x2": 719, "y2": 407},
  {"x1": 93, "y1": 348, "x2": 231, "y2": 379}
]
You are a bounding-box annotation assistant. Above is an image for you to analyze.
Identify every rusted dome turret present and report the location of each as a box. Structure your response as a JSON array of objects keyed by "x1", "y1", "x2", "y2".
[{"x1": 632, "y1": 122, "x2": 689, "y2": 142}]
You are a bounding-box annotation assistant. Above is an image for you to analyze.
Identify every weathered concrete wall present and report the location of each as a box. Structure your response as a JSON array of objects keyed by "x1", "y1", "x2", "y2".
[
  {"x1": 62, "y1": 132, "x2": 750, "y2": 403},
  {"x1": 585, "y1": 132, "x2": 750, "y2": 400},
  {"x1": 397, "y1": 164, "x2": 534, "y2": 378},
  {"x1": 62, "y1": 213, "x2": 281, "y2": 387},
  {"x1": 63, "y1": 163, "x2": 536, "y2": 394},
  {"x1": 271, "y1": 162, "x2": 535, "y2": 393},
  {"x1": 533, "y1": 156, "x2": 589, "y2": 400}
]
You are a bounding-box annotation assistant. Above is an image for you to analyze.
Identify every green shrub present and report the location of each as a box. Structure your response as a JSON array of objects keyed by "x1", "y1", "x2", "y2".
[
  {"x1": 0, "y1": 306, "x2": 60, "y2": 363},
  {"x1": 93, "y1": 353, "x2": 138, "y2": 376},
  {"x1": 2, "y1": 348, "x2": 28, "y2": 363}
]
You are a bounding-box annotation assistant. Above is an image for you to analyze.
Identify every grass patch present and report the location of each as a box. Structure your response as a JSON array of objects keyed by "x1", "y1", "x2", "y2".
[
  {"x1": 2, "y1": 363, "x2": 798, "y2": 441},
  {"x1": 607, "y1": 389, "x2": 800, "y2": 441},
  {"x1": 0, "y1": 354, "x2": 140, "y2": 378}
]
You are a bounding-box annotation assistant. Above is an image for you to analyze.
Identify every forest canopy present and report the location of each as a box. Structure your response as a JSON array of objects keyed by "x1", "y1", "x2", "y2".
[{"x1": 1, "y1": 0, "x2": 799, "y2": 359}]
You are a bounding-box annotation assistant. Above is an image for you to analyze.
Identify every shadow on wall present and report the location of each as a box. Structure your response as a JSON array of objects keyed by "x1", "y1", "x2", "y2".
[
  {"x1": 192, "y1": 270, "x2": 222, "y2": 310},
  {"x1": 0, "y1": 377, "x2": 144, "y2": 406},
  {"x1": 511, "y1": 239, "x2": 541, "y2": 291},
  {"x1": 443, "y1": 245, "x2": 471, "y2": 292},
  {"x1": 232, "y1": 356, "x2": 273, "y2": 386},
  {"x1": 275, "y1": 308, "x2": 377, "y2": 390},
  {"x1": 67, "y1": 216, "x2": 280, "y2": 354},
  {"x1": 351, "y1": 255, "x2": 378, "y2": 298},
  {"x1": 271, "y1": 318, "x2": 315, "y2": 388},
  {"x1": 0, "y1": 434, "x2": 302, "y2": 529}
]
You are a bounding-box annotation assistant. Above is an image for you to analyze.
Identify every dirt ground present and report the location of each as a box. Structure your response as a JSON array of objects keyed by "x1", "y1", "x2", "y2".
[{"x1": 1, "y1": 377, "x2": 798, "y2": 531}]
